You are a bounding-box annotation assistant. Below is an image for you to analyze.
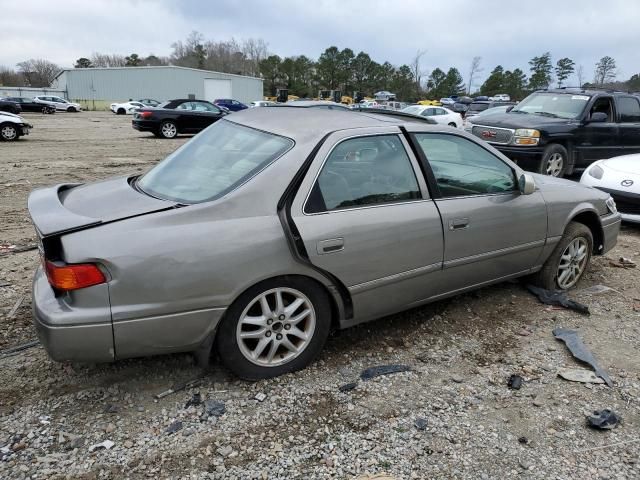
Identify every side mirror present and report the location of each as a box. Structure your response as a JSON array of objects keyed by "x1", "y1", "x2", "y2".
[
  {"x1": 518, "y1": 173, "x2": 536, "y2": 195},
  {"x1": 588, "y1": 111, "x2": 608, "y2": 123},
  {"x1": 506, "y1": 105, "x2": 514, "y2": 112}
]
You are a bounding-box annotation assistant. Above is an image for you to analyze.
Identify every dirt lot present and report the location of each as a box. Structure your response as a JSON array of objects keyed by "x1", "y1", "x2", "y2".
[{"x1": 1, "y1": 112, "x2": 639, "y2": 479}]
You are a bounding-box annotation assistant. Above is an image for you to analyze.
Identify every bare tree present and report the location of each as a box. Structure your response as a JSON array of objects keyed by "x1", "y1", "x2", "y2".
[
  {"x1": 467, "y1": 56, "x2": 482, "y2": 94},
  {"x1": 410, "y1": 49, "x2": 427, "y2": 97},
  {"x1": 594, "y1": 56, "x2": 617, "y2": 86},
  {"x1": 0, "y1": 66, "x2": 26, "y2": 86},
  {"x1": 91, "y1": 53, "x2": 126, "y2": 67},
  {"x1": 16, "y1": 59, "x2": 60, "y2": 87},
  {"x1": 576, "y1": 65, "x2": 585, "y2": 87}
]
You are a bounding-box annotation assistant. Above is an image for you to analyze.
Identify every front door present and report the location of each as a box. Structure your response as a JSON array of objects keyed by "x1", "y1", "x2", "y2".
[
  {"x1": 290, "y1": 128, "x2": 444, "y2": 323},
  {"x1": 410, "y1": 131, "x2": 548, "y2": 294},
  {"x1": 576, "y1": 96, "x2": 622, "y2": 165}
]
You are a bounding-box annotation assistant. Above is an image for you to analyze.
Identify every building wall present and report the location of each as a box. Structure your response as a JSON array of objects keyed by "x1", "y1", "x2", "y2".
[
  {"x1": 53, "y1": 67, "x2": 263, "y2": 110},
  {"x1": 0, "y1": 86, "x2": 66, "y2": 99}
]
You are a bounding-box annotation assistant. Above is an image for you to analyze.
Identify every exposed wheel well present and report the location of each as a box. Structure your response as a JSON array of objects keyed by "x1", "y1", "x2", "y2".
[{"x1": 570, "y1": 211, "x2": 604, "y2": 254}]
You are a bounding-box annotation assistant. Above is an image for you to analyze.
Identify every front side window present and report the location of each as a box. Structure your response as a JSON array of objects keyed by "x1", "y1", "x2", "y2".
[
  {"x1": 415, "y1": 133, "x2": 516, "y2": 197},
  {"x1": 138, "y1": 120, "x2": 293, "y2": 204},
  {"x1": 305, "y1": 135, "x2": 421, "y2": 213},
  {"x1": 617, "y1": 97, "x2": 640, "y2": 122}
]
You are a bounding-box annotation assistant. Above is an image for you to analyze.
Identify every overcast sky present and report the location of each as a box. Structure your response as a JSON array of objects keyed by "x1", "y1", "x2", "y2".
[{"x1": 1, "y1": 0, "x2": 638, "y2": 87}]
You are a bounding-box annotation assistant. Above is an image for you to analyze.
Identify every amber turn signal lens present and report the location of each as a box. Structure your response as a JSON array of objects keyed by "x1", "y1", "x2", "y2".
[
  {"x1": 514, "y1": 137, "x2": 539, "y2": 145},
  {"x1": 45, "y1": 261, "x2": 106, "y2": 291}
]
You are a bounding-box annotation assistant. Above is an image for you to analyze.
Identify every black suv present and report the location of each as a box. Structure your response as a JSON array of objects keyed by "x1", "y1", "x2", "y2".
[{"x1": 468, "y1": 88, "x2": 640, "y2": 176}]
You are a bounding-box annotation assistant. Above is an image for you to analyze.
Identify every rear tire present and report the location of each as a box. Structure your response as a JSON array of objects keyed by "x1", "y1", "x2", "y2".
[
  {"x1": 215, "y1": 277, "x2": 331, "y2": 380},
  {"x1": 531, "y1": 222, "x2": 593, "y2": 290},
  {"x1": 0, "y1": 123, "x2": 18, "y2": 141},
  {"x1": 159, "y1": 120, "x2": 178, "y2": 139},
  {"x1": 538, "y1": 144, "x2": 568, "y2": 177}
]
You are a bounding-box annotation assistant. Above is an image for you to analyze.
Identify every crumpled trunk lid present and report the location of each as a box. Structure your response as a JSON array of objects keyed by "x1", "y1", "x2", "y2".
[{"x1": 28, "y1": 176, "x2": 176, "y2": 238}]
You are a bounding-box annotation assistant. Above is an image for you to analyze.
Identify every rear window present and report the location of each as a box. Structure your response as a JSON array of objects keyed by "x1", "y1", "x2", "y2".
[
  {"x1": 138, "y1": 120, "x2": 294, "y2": 204},
  {"x1": 469, "y1": 103, "x2": 489, "y2": 112}
]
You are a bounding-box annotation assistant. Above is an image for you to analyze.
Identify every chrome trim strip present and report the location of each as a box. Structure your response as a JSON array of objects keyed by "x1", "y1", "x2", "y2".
[
  {"x1": 349, "y1": 262, "x2": 442, "y2": 294},
  {"x1": 444, "y1": 239, "x2": 545, "y2": 269}
]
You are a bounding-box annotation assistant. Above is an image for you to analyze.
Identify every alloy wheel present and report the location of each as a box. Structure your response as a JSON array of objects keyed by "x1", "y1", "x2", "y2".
[
  {"x1": 545, "y1": 153, "x2": 564, "y2": 176},
  {"x1": 556, "y1": 237, "x2": 588, "y2": 289},
  {"x1": 236, "y1": 287, "x2": 316, "y2": 367},
  {"x1": 161, "y1": 122, "x2": 177, "y2": 138},
  {"x1": 1, "y1": 125, "x2": 17, "y2": 140}
]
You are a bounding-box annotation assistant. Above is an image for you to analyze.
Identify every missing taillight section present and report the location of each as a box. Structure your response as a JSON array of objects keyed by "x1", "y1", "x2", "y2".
[
  {"x1": 138, "y1": 111, "x2": 153, "y2": 119},
  {"x1": 45, "y1": 261, "x2": 106, "y2": 291}
]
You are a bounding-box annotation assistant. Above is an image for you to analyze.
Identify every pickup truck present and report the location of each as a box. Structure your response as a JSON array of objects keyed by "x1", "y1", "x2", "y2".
[{"x1": 468, "y1": 88, "x2": 640, "y2": 177}]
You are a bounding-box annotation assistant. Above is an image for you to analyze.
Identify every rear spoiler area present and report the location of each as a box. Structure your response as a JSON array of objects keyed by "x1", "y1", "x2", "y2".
[{"x1": 28, "y1": 184, "x2": 101, "y2": 238}]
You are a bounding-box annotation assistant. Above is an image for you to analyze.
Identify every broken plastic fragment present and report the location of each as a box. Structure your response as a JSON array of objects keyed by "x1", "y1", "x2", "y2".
[
  {"x1": 360, "y1": 365, "x2": 411, "y2": 381},
  {"x1": 88, "y1": 439, "x2": 114, "y2": 452},
  {"x1": 203, "y1": 400, "x2": 225, "y2": 418},
  {"x1": 339, "y1": 382, "x2": 357, "y2": 392},
  {"x1": 557, "y1": 368, "x2": 605, "y2": 384},
  {"x1": 508, "y1": 374, "x2": 523, "y2": 390},
  {"x1": 587, "y1": 409, "x2": 620, "y2": 430},
  {"x1": 527, "y1": 285, "x2": 589, "y2": 314},
  {"x1": 553, "y1": 328, "x2": 612, "y2": 387}
]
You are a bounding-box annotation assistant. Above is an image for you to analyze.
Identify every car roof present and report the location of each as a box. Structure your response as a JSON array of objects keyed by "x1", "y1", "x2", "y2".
[{"x1": 283, "y1": 100, "x2": 346, "y2": 107}]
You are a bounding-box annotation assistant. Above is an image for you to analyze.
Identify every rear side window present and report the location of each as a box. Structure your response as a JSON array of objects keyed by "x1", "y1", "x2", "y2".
[
  {"x1": 305, "y1": 135, "x2": 421, "y2": 213},
  {"x1": 618, "y1": 97, "x2": 640, "y2": 122},
  {"x1": 415, "y1": 133, "x2": 516, "y2": 197},
  {"x1": 138, "y1": 120, "x2": 293, "y2": 203}
]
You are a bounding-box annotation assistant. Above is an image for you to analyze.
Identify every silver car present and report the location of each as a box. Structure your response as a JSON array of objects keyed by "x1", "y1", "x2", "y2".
[{"x1": 29, "y1": 108, "x2": 621, "y2": 379}]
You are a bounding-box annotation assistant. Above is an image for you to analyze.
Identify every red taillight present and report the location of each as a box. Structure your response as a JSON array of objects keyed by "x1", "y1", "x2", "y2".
[
  {"x1": 139, "y1": 111, "x2": 153, "y2": 119},
  {"x1": 45, "y1": 261, "x2": 106, "y2": 291}
]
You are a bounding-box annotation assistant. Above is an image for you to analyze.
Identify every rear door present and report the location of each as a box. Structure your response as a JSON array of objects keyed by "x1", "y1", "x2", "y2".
[
  {"x1": 616, "y1": 96, "x2": 640, "y2": 155},
  {"x1": 290, "y1": 127, "x2": 444, "y2": 322},
  {"x1": 408, "y1": 130, "x2": 547, "y2": 294}
]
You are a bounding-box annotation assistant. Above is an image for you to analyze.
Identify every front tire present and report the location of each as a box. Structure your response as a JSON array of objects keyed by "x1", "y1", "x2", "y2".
[
  {"x1": 0, "y1": 123, "x2": 19, "y2": 141},
  {"x1": 159, "y1": 120, "x2": 178, "y2": 139},
  {"x1": 538, "y1": 144, "x2": 568, "y2": 177},
  {"x1": 215, "y1": 277, "x2": 331, "y2": 380},
  {"x1": 117, "y1": 108, "x2": 126, "y2": 115},
  {"x1": 531, "y1": 222, "x2": 593, "y2": 290},
  {"x1": 67, "y1": 106, "x2": 77, "y2": 113}
]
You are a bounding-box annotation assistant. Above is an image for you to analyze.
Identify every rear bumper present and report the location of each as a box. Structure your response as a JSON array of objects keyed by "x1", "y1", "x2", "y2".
[
  {"x1": 132, "y1": 120, "x2": 157, "y2": 132},
  {"x1": 32, "y1": 267, "x2": 115, "y2": 362},
  {"x1": 600, "y1": 212, "x2": 622, "y2": 254}
]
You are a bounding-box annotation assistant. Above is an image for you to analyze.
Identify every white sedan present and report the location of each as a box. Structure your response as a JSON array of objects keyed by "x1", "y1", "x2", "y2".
[
  {"x1": 110, "y1": 101, "x2": 146, "y2": 115},
  {"x1": 580, "y1": 154, "x2": 640, "y2": 223},
  {"x1": 401, "y1": 105, "x2": 463, "y2": 128}
]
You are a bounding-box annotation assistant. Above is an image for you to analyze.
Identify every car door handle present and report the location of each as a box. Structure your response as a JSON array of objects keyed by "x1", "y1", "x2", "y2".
[
  {"x1": 449, "y1": 218, "x2": 469, "y2": 230},
  {"x1": 317, "y1": 238, "x2": 344, "y2": 254}
]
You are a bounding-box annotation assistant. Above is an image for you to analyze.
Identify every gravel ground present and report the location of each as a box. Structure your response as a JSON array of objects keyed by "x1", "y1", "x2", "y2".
[{"x1": 1, "y1": 112, "x2": 639, "y2": 479}]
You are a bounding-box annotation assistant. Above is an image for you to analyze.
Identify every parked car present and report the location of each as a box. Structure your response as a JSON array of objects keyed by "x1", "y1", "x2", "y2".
[
  {"x1": 440, "y1": 97, "x2": 455, "y2": 106},
  {"x1": 0, "y1": 111, "x2": 33, "y2": 141},
  {"x1": 214, "y1": 99, "x2": 248, "y2": 112},
  {"x1": 580, "y1": 154, "x2": 640, "y2": 223},
  {"x1": 3, "y1": 97, "x2": 55, "y2": 113},
  {"x1": 33, "y1": 96, "x2": 82, "y2": 112},
  {"x1": 464, "y1": 105, "x2": 513, "y2": 131},
  {"x1": 450, "y1": 102, "x2": 469, "y2": 115},
  {"x1": 250, "y1": 101, "x2": 276, "y2": 107},
  {"x1": 110, "y1": 101, "x2": 147, "y2": 115},
  {"x1": 28, "y1": 108, "x2": 620, "y2": 379},
  {"x1": 138, "y1": 98, "x2": 161, "y2": 107},
  {"x1": 401, "y1": 105, "x2": 463, "y2": 128},
  {"x1": 0, "y1": 99, "x2": 21, "y2": 114},
  {"x1": 282, "y1": 100, "x2": 350, "y2": 110},
  {"x1": 467, "y1": 89, "x2": 640, "y2": 177},
  {"x1": 465, "y1": 100, "x2": 515, "y2": 121},
  {"x1": 491, "y1": 94, "x2": 511, "y2": 102},
  {"x1": 132, "y1": 99, "x2": 227, "y2": 138}
]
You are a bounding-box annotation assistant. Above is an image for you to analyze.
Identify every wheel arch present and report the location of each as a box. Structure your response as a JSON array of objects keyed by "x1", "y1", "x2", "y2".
[{"x1": 568, "y1": 209, "x2": 604, "y2": 255}]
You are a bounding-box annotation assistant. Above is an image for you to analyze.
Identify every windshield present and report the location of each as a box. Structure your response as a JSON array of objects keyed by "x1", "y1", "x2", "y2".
[
  {"x1": 138, "y1": 120, "x2": 294, "y2": 203},
  {"x1": 511, "y1": 92, "x2": 590, "y2": 119}
]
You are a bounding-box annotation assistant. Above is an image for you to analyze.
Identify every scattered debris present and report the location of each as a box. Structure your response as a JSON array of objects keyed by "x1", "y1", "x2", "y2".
[
  {"x1": 579, "y1": 284, "x2": 615, "y2": 295},
  {"x1": 414, "y1": 418, "x2": 428, "y2": 431},
  {"x1": 587, "y1": 409, "x2": 621, "y2": 430},
  {"x1": 103, "y1": 404, "x2": 119, "y2": 414},
  {"x1": 553, "y1": 328, "x2": 613, "y2": 387},
  {"x1": 0, "y1": 244, "x2": 38, "y2": 256},
  {"x1": 217, "y1": 445, "x2": 233, "y2": 457},
  {"x1": 451, "y1": 375, "x2": 464, "y2": 383},
  {"x1": 338, "y1": 382, "x2": 357, "y2": 392},
  {"x1": 202, "y1": 400, "x2": 225, "y2": 418},
  {"x1": 575, "y1": 438, "x2": 640, "y2": 453},
  {"x1": 154, "y1": 376, "x2": 204, "y2": 399},
  {"x1": 7, "y1": 296, "x2": 24, "y2": 319},
  {"x1": 609, "y1": 257, "x2": 636, "y2": 269},
  {"x1": 518, "y1": 436, "x2": 529, "y2": 444},
  {"x1": 88, "y1": 440, "x2": 114, "y2": 452},
  {"x1": 508, "y1": 374, "x2": 524, "y2": 390},
  {"x1": 527, "y1": 285, "x2": 590, "y2": 314},
  {"x1": 0, "y1": 340, "x2": 39, "y2": 358},
  {"x1": 254, "y1": 392, "x2": 267, "y2": 402},
  {"x1": 165, "y1": 420, "x2": 183, "y2": 434},
  {"x1": 557, "y1": 368, "x2": 605, "y2": 384},
  {"x1": 360, "y1": 364, "x2": 411, "y2": 381},
  {"x1": 184, "y1": 392, "x2": 202, "y2": 408}
]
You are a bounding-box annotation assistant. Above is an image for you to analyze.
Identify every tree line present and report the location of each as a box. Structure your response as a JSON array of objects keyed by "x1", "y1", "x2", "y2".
[{"x1": 1, "y1": 30, "x2": 639, "y2": 101}]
